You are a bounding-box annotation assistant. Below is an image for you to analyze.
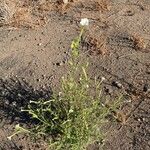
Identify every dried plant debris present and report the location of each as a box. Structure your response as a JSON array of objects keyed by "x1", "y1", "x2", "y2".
[
  {"x1": 0, "y1": 1, "x2": 45, "y2": 28},
  {"x1": 74, "y1": 0, "x2": 110, "y2": 12},
  {"x1": 82, "y1": 35, "x2": 108, "y2": 55},
  {"x1": 0, "y1": 0, "x2": 77, "y2": 28},
  {"x1": 0, "y1": 0, "x2": 110, "y2": 28},
  {"x1": 131, "y1": 34, "x2": 148, "y2": 51},
  {"x1": 0, "y1": 6, "x2": 10, "y2": 24},
  {"x1": 97, "y1": 0, "x2": 110, "y2": 12},
  {"x1": 0, "y1": 1, "x2": 16, "y2": 26}
]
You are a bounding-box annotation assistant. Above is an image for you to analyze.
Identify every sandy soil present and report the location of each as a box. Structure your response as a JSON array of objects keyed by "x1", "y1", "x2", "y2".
[{"x1": 0, "y1": 0, "x2": 150, "y2": 149}]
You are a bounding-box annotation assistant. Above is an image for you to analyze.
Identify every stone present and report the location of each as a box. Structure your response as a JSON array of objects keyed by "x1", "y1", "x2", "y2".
[{"x1": 112, "y1": 81, "x2": 123, "y2": 89}]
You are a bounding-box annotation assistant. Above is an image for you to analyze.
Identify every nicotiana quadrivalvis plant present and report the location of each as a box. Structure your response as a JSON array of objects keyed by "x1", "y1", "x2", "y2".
[{"x1": 8, "y1": 18, "x2": 122, "y2": 150}]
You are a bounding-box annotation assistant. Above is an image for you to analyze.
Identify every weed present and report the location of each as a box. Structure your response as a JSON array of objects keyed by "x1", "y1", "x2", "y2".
[
  {"x1": 82, "y1": 35, "x2": 107, "y2": 55},
  {"x1": 97, "y1": 0, "x2": 110, "y2": 12},
  {"x1": 131, "y1": 34, "x2": 147, "y2": 51},
  {"x1": 8, "y1": 19, "x2": 122, "y2": 150}
]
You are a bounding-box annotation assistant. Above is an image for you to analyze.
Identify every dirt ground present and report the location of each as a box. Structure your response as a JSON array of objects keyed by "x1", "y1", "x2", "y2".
[{"x1": 0, "y1": 0, "x2": 150, "y2": 150}]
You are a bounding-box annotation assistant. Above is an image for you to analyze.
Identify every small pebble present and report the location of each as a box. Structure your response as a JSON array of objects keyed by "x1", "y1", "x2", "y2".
[
  {"x1": 41, "y1": 74, "x2": 45, "y2": 79},
  {"x1": 143, "y1": 84, "x2": 150, "y2": 92},
  {"x1": 12, "y1": 101, "x2": 17, "y2": 107},
  {"x1": 142, "y1": 118, "x2": 146, "y2": 121},
  {"x1": 104, "y1": 86, "x2": 113, "y2": 94},
  {"x1": 37, "y1": 43, "x2": 42, "y2": 46},
  {"x1": 36, "y1": 78, "x2": 40, "y2": 82},
  {"x1": 56, "y1": 62, "x2": 63, "y2": 66},
  {"x1": 5, "y1": 100, "x2": 9, "y2": 105},
  {"x1": 112, "y1": 81, "x2": 122, "y2": 89},
  {"x1": 17, "y1": 93, "x2": 22, "y2": 97},
  {"x1": 56, "y1": 62, "x2": 60, "y2": 66},
  {"x1": 126, "y1": 99, "x2": 132, "y2": 103}
]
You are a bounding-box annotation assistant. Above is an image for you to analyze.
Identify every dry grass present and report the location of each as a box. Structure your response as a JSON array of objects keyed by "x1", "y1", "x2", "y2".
[
  {"x1": 0, "y1": 0, "x2": 57, "y2": 28},
  {"x1": 82, "y1": 35, "x2": 108, "y2": 55},
  {"x1": 131, "y1": 34, "x2": 147, "y2": 51},
  {"x1": 0, "y1": 0, "x2": 110, "y2": 28},
  {"x1": 97, "y1": 0, "x2": 110, "y2": 12},
  {"x1": 0, "y1": 0, "x2": 74, "y2": 28}
]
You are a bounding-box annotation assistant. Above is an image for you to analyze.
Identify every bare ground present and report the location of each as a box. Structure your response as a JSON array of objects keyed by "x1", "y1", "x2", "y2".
[{"x1": 0, "y1": 0, "x2": 150, "y2": 149}]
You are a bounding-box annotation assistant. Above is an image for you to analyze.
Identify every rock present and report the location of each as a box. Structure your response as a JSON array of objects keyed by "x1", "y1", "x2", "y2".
[
  {"x1": 112, "y1": 81, "x2": 123, "y2": 89},
  {"x1": 56, "y1": 62, "x2": 63, "y2": 66},
  {"x1": 37, "y1": 43, "x2": 42, "y2": 46},
  {"x1": 5, "y1": 100, "x2": 9, "y2": 105},
  {"x1": 143, "y1": 84, "x2": 150, "y2": 92},
  {"x1": 104, "y1": 86, "x2": 113, "y2": 94},
  {"x1": 56, "y1": 62, "x2": 61, "y2": 66},
  {"x1": 36, "y1": 78, "x2": 40, "y2": 82}
]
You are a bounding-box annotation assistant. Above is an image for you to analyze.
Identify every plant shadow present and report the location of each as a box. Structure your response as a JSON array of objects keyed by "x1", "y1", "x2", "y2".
[{"x1": 0, "y1": 77, "x2": 52, "y2": 124}]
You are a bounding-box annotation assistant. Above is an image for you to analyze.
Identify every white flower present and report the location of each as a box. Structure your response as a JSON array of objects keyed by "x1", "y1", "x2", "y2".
[
  {"x1": 7, "y1": 136, "x2": 12, "y2": 140},
  {"x1": 86, "y1": 84, "x2": 89, "y2": 88},
  {"x1": 101, "y1": 77, "x2": 106, "y2": 82},
  {"x1": 58, "y1": 92, "x2": 62, "y2": 96},
  {"x1": 80, "y1": 18, "x2": 89, "y2": 26},
  {"x1": 63, "y1": 0, "x2": 68, "y2": 4},
  {"x1": 69, "y1": 109, "x2": 74, "y2": 113},
  {"x1": 101, "y1": 103, "x2": 105, "y2": 107}
]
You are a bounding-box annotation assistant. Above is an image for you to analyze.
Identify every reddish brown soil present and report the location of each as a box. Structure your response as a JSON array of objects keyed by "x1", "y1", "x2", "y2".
[{"x1": 0, "y1": 0, "x2": 150, "y2": 150}]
